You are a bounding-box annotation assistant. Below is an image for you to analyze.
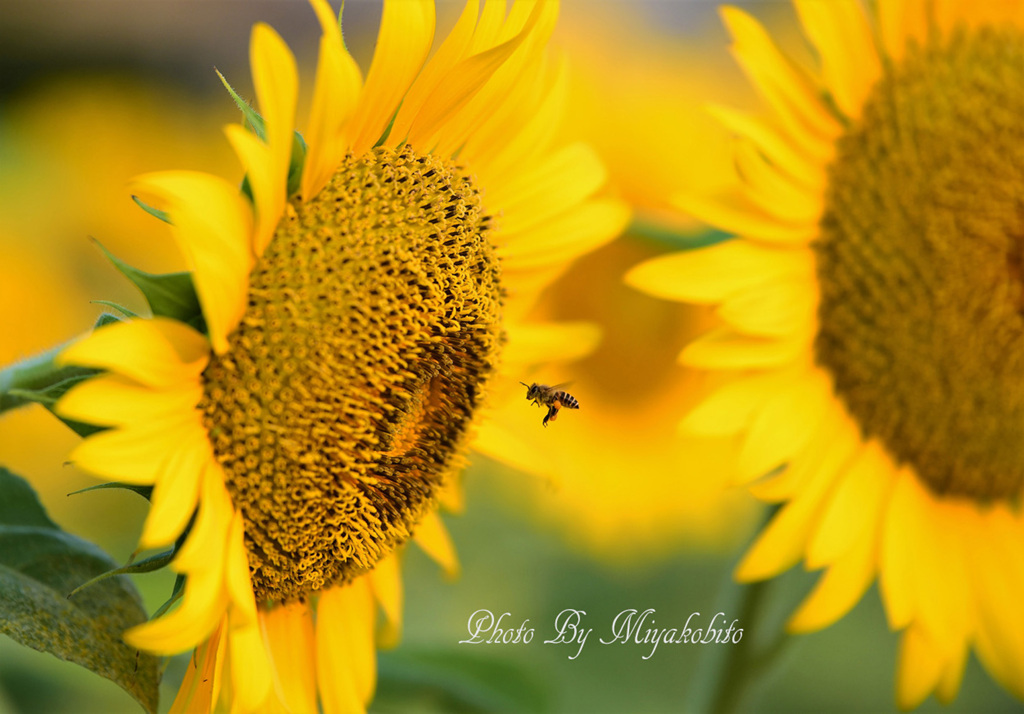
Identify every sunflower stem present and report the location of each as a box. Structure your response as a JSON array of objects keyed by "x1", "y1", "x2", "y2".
[{"x1": 685, "y1": 504, "x2": 791, "y2": 714}]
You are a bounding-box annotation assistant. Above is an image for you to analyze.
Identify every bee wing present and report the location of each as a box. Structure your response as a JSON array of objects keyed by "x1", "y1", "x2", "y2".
[{"x1": 548, "y1": 381, "x2": 573, "y2": 391}]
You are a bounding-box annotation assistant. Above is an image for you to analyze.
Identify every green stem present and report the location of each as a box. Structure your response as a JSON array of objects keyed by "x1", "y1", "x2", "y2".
[{"x1": 686, "y1": 504, "x2": 791, "y2": 714}]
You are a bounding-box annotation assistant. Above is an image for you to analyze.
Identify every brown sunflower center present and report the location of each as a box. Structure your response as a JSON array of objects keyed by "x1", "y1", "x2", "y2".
[
  {"x1": 199, "y1": 145, "x2": 503, "y2": 602},
  {"x1": 815, "y1": 26, "x2": 1024, "y2": 500}
]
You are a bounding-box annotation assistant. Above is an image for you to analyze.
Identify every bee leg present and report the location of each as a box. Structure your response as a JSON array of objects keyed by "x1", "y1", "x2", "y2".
[{"x1": 543, "y1": 405, "x2": 558, "y2": 427}]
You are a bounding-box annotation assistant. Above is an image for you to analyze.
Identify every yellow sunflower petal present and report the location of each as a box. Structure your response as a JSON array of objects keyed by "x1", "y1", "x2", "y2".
[
  {"x1": 168, "y1": 621, "x2": 226, "y2": 714},
  {"x1": 344, "y1": 0, "x2": 434, "y2": 156},
  {"x1": 877, "y1": 0, "x2": 928, "y2": 63},
  {"x1": 673, "y1": 192, "x2": 817, "y2": 245},
  {"x1": 173, "y1": 463, "x2": 234, "y2": 574},
  {"x1": 705, "y1": 104, "x2": 825, "y2": 189},
  {"x1": 879, "y1": 469, "x2": 921, "y2": 630},
  {"x1": 736, "y1": 368, "x2": 830, "y2": 483},
  {"x1": 502, "y1": 320, "x2": 602, "y2": 368},
  {"x1": 792, "y1": 0, "x2": 881, "y2": 121},
  {"x1": 787, "y1": 514, "x2": 876, "y2": 633},
  {"x1": 262, "y1": 601, "x2": 318, "y2": 714},
  {"x1": 368, "y1": 554, "x2": 403, "y2": 648},
  {"x1": 227, "y1": 616, "x2": 273, "y2": 713},
  {"x1": 732, "y1": 139, "x2": 824, "y2": 226},
  {"x1": 125, "y1": 563, "x2": 229, "y2": 655},
  {"x1": 433, "y1": 0, "x2": 559, "y2": 158},
  {"x1": 499, "y1": 198, "x2": 629, "y2": 272},
  {"x1": 735, "y1": 409, "x2": 858, "y2": 581},
  {"x1": 625, "y1": 239, "x2": 815, "y2": 305},
  {"x1": 139, "y1": 432, "x2": 211, "y2": 549},
  {"x1": 56, "y1": 374, "x2": 203, "y2": 428},
  {"x1": 317, "y1": 580, "x2": 377, "y2": 713},
  {"x1": 471, "y1": 53, "x2": 567, "y2": 179},
  {"x1": 896, "y1": 624, "x2": 946, "y2": 711},
  {"x1": 717, "y1": 277, "x2": 818, "y2": 339},
  {"x1": 57, "y1": 317, "x2": 209, "y2": 388},
  {"x1": 719, "y1": 6, "x2": 840, "y2": 142},
  {"x1": 681, "y1": 368, "x2": 802, "y2": 437},
  {"x1": 488, "y1": 143, "x2": 606, "y2": 236},
  {"x1": 225, "y1": 510, "x2": 258, "y2": 627},
  {"x1": 247, "y1": 22, "x2": 299, "y2": 256},
  {"x1": 680, "y1": 326, "x2": 810, "y2": 371},
  {"x1": 936, "y1": 636, "x2": 969, "y2": 705},
  {"x1": 301, "y1": 0, "x2": 363, "y2": 202},
  {"x1": 403, "y1": 1, "x2": 545, "y2": 149},
  {"x1": 388, "y1": 0, "x2": 479, "y2": 145},
  {"x1": 68, "y1": 415, "x2": 203, "y2": 485},
  {"x1": 129, "y1": 172, "x2": 254, "y2": 354},
  {"x1": 805, "y1": 439, "x2": 893, "y2": 568},
  {"x1": 414, "y1": 510, "x2": 459, "y2": 578}
]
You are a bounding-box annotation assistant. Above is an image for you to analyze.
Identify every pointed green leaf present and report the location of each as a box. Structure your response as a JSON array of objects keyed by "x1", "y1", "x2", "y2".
[
  {"x1": 91, "y1": 239, "x2": 202, "y2": 324},
  {"x1": 287, "y1": 131, "x2": 307, "y2": 197},
  {"x1": 130, "y1": 196, "x2": 171, "y2": 225},
  {"x1": 68, "y1": 482, "x2": 153, "y2": 501},
  {"x1": 151, "y1": 575, "x2": 184, "y2": 620},
  {"x1": 92, "y1": 302, "x2": 138, "y2": 319},
  {"x1": 68, "y1": 550, "x2": 175, "y2": 599},
  {"x1": 93, "y1": 312, "x2": 124, "y2": 330},
  {"x1": 0, "y1": 468, "x2": 160, "y2": 713},
  {"x1": 216, "y1": 69, "x2": 266, "y2": 141}
]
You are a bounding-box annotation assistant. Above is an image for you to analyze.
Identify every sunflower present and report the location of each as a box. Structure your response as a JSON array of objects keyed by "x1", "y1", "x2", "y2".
[
  {"x1": 628, "y1": 0, "x2": 1024, "y2": 708},
  {"x1": 52, "y1": 1, "x2": 626, "y2": 711}
]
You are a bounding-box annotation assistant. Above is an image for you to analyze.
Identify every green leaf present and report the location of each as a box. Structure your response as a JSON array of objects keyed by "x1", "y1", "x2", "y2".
[
  {"x1": 92, "y1": 301, "x2": 139, "y2": 319},
  {"x1": 68, "y1": 550, "x2": 175, "y2": 599},
  {"x1": 130, "y1": 195, "x2": 171, "y2": 225},
  {"x1": 91, "y1": 239, "x2": 202, "y2": 324},
  {"x1": 0, "y1": 468, "x2": 160, "y2": 713},
  {"x1": 376, "y1": 650, "x2": 550, "y2": 714},
  {"x1": 216, "y1": 68, "x2": 307, "y2": 197},
  {"x1": 68, "y1": 482, "x2": 153, "y2": 501},
  {"x1": 93, "y1": 312, "x2": 124, "y2": 330}
]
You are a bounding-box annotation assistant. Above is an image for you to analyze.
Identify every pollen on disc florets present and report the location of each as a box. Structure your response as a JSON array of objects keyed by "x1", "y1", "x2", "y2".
[
  {"x1": 199, "y1": 145, "x2": 503, "y2": 602},
  {"x1": 815, "y1": 26, "x2": 1024, "y2": 500}
]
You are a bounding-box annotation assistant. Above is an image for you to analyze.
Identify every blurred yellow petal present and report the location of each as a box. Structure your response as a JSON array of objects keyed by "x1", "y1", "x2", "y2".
[
  {"x1": 673, "y1": 192, "x2": 817, "y2": 245},
  {"x1": 227, "y1": 616, "x2": 273, "y2": 713},
  {"x1": 317, "y1": 581, "x2": 376, "y2": 713},
  {"x1": 262, "y1": 602, "x2": 318, "y2": 714},
  {"x1": 735, "y1": 409, "x2": 858, "y2": 581},
  {"x1": 717, "y1": 278, "x2": 818, "y2": 339},
  {"x1": 414, "y1": 510, "x2": 459, "y2": 578},
  {"x1": 626, "y1": 239, "x2": 815, "y2": 305},
  {"x1": 500, "y1": 198, "x2": 630, "y2": 271},
  {"x1": 680, "y1": 326, "x2": 810, "y2": 370},
  {"x1": 368, "y1": 554, "x2": 403, "y2": 648},
  {"x1": 226, "y1": 510, "x2": 257, "y2": 626},
  {"x1": 502, "y1": 320, "x2": 602, "y2": 368},
  {"x1": 896, "y1": 625, "x2": 946, "y2": 711},
  {"x1": 168, "y1": 622, "x2": 225, "y2": 714},
  {"x1": 877, "y1": 0, "x2": 928, "y2": 63},
  {"x1": 489, "y1": 143, "x2": 607, "y2": 236},
  {"x1": 793, "y1": 0, "x2": 881, "y2": 120}
]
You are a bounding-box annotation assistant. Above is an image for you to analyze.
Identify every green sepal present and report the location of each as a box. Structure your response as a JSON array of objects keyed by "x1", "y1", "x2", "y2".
[
  {"x1": 93, "y1": 312, "x2": 124, "y2": 329},
  {"x1": 92, "y1": 301, "x2": 139, "y2": 319},
  {"x1": 216, "y1": 68, "x2": 308, "y2": 197},
  {"x1": 6, "y1": 372, "x2": 103, "y2": 438},
  {"x1": 0, "y1": 468, "x2": 160, "y2": 713},
  {"x1": 131, "y1": 195, "x2": 171, "y2": 225},
  {"x1": 68, "y1": 549, "x2": 176, "y2": 599},
  {"x1": 91, "y1": 239, "x2": 203, "y2": 325},
  {"x1": 68, "y1": 482, "x2": 153, "y2": 501},
  {"x1": 151, "y1": 574, "x2": 185, "y2": 620}
]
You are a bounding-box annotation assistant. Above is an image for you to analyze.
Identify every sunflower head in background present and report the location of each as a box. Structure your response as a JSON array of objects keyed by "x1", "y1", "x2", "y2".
[
  {"x1": 477, "y1": 2, "x2": 756, "y2": 563},
  {"x1": 629, "y1": 0, "x2": 1024, "y2": 708},
  {"x1": 49, "y1": 1, "x2": 626, "y2": 711}
]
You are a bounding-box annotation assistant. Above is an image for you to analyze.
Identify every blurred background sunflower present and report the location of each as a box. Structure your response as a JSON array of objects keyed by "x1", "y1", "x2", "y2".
[{"x1": 2, "y1": 2, "x2": 1022, "y2": 713}]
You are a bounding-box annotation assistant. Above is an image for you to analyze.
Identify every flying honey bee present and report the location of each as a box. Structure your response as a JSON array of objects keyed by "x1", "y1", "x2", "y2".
[{"x1": 520, "y1": 382, "x2": 579, "y2": 427}]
